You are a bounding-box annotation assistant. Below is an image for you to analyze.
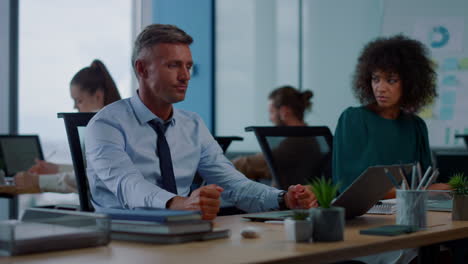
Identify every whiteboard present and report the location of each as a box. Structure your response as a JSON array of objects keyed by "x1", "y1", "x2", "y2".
[{"x1": 381, "y1": 0, "x2": 468, "y2": 147}]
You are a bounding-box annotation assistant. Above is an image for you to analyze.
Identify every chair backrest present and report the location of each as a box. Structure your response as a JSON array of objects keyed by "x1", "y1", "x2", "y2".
[
  {"x1": 245, "y1": 126, "x2": 333, "y2": 190},
  {"x1": 57, "y1": 112, "x2": 96, "y2": 212},
  {"x1": 455, "y1": 134, "x2": 468, "y2": 149},
  {"x1": 214, "y1": 136, "x2": 243, "y2": 153}
]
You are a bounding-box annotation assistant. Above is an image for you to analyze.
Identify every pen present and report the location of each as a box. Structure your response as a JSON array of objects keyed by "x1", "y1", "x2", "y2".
[
  {"x1": 398, "y1": 166, "x2": 410, "y2": 190},
  {"x1": 416, "y1": 166, "x2": 432, "y2": 190},
  {"x1": 417, "y1": 162, "x2": 422, "y2": 183},
  {"x1": 384, "y1": 168, "x2": 400, "y2": 189},
  {"x1": 45, "y1": 150, "x2": 57, "y2": 160},
  {"x1": 411, "y1": 164, "x2": 417, "y2": 190},
  {"x1": 423, "y1": 169, "x2": 439, "y2": 190}
]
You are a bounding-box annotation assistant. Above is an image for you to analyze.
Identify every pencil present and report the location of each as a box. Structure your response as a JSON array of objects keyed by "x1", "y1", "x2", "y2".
[
  {"x1": 416, "y1": 166, "x2": 432, "y2": 190},
  {"x1": 411, "y1": 164, "x2": 417, "y2": 190}
]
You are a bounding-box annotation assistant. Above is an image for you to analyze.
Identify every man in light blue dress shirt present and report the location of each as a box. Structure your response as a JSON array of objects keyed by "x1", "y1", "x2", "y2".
[{"x1": 85, "y1": 24, "x2": 316, "y2": 220}]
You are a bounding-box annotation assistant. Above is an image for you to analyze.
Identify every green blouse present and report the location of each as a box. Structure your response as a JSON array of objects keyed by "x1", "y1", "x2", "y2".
[{"x1": 332, "y1": 106, "x2": 432, "y2": 192}]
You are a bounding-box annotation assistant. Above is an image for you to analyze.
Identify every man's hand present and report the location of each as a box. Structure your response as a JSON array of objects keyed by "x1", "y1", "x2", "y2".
[
  {"x1": 28, "y1": 159, "x2": 59, "y2": 175},
  {"x1": 14, "y1": 171, "x2": 41, "y2": 193},
  {"x1": 167, "y1": 184, "x2": 224, "y2": 220},
  {"x1": 284, "y1": 184, "x2": 318, "y2": 209}
]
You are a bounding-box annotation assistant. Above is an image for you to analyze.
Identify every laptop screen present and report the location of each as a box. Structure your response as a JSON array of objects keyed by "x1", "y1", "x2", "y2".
[{"x1": 0, "y1": 135, "x2": 44, "y2": 176}]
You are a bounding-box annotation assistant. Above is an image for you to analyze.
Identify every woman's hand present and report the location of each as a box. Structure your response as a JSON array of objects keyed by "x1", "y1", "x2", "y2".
[
  {"x1": 28, "y1": 159, "x2": 59, "y2": 174},
  {"x1": 14, "y1": 171, "x2": 41, "y2": 193}
]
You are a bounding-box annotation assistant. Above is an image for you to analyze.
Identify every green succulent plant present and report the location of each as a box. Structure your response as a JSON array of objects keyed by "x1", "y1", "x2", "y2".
[
  {"x1": 448, "y1": 173, "x2": 468, "y2": 196},
  {"x1": 292, "y1": 210, "x2": 309, "y2": 220},
  {"x1": 309, "y1": 177, "x2": 339, "y2": 208}
]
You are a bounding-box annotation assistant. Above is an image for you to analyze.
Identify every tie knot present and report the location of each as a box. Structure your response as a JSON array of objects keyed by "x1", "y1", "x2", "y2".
[{"x1": 149, "y1": 119, "x2": 166, "y2": 135}]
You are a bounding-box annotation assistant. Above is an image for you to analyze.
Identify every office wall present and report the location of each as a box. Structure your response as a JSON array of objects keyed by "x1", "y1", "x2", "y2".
[
  {"x1": 152, "y1": 0, "x2": 214, "y2": 131},
  {"x1": 302, "y1": 0, "x2": 384, "y2": 133},
  {"x1": 216, "y1": 0, "x2": 302, "y2": 152},
  {"x1": 0, "y1": 0, "x2": 12, "y2": 220},
  {"x1": 381, "y1": 0, "x2": 468, "y2": 147}
]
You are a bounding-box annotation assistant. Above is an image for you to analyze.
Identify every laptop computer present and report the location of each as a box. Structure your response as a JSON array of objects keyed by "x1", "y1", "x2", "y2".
[
  {"x1": 0, "y1": 135, "x2": 44, "y2": 177},
  {"x1": 333, "y1": 164, "x2": 412, "y2": 219},
  {"x1": 242, "y1": 164, "x2": 412, "y2": 221}
]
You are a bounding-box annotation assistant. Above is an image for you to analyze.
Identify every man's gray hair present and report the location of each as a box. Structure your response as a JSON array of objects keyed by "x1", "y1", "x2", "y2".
[{"x1": 131, "y1": 24, "x2": 193, "y2": 75}]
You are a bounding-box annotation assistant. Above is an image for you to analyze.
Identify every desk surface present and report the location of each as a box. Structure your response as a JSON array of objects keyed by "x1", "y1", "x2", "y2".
[
  {"x1": 0, "y1": 185, "x2": 30, "y2": 196},
  {"x1": 2, "y1": 212, "x2": 468, "y2": 264}
]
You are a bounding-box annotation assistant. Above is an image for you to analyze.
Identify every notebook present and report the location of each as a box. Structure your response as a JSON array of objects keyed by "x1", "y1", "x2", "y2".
[
  {"x1": 96, "y1": 207, "x2": 201, "y2": 223},
  {"x1": 0, "y1": 135, "x2": 44, "y2": 177},
  {"x1": 111, "y1": 228, "x2": 230, "y2": 244},
  {"x1": 111, "y1": 219, "x2": 212, "y2": 235},
  {"x1": 360, "y1": 225, "x2": 418, "y2": 236},
  {"x1": 367, "y1": 199, "x2": 397, "y2": 215}
]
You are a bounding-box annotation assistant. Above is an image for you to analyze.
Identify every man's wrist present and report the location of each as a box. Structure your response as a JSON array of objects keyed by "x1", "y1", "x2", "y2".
[
  {"x1": 277, "y1": 190, "x2": 288, "y2": 210},
  {"x1": 166, "y1": 196, "x2": 184, "y2": 209}
]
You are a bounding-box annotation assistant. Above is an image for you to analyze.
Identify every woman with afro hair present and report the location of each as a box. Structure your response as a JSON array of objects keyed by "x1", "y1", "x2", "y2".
[{"x1": 332, "y1": 34, "x2": 447, "y2": 194}]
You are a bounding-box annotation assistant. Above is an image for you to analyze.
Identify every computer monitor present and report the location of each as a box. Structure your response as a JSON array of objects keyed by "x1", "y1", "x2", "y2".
[{"x1": 0, "y1": 135, "x2": 44, "y2": 177}]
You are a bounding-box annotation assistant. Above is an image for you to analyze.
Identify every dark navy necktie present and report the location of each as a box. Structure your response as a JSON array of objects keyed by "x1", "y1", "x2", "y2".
[{"x1": 148, "y1": 120, "x2": 177, "y2": 194}]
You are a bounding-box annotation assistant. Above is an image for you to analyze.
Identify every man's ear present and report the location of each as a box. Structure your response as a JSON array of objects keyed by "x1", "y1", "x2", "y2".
[
  {"x1": 135, "y1": 59, "x2": 147, "y2": 79},
  {"x1": 279, "y1": 106, "x2": 290, "y2": 120}
]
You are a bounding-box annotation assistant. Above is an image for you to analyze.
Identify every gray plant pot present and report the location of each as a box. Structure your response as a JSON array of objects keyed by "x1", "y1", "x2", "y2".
[
  {"x1": 452, "y1": 195, "x2": 468, "y2": 221},
  {"x1": 310, "y1": 206, "x2": 345, "y2": 242}
]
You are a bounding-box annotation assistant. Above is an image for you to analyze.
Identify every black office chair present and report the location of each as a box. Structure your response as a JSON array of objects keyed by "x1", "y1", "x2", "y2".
[
  {"x1": 214, "y1": 136, "x2": 243, "y2": 153},
  {"x1": 58, "y1": 112, "x2": 244, "y2": 212},
  {"x1": 58, "y1": 112, "x2": 96, "y2": 212},
  {"x1": 245, "y1": 126, "x2": 333, "y2": 190},
  {"x1": 455, "y1": 134, "x2": 468, "y2": 149}
]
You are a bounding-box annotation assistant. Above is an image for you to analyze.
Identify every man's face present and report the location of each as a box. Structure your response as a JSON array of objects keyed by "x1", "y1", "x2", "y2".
[
  {"x1": 140, "y1": 43, "x2": 193, "y2": 105},
  {"x1": 268, "y1": 100, "x2": 283, "y2": 126}
]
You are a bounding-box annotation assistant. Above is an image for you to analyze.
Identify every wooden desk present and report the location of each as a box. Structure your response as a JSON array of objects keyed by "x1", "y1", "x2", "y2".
[
  {"x1": 0, "y1": 184, "x2": 38, "y2": 195},
  {"x1": 2, "y1": 212, "x2": 468, "y2": 264},
  {"x1": 0, "y1": 185, "x2": 18, "y2": 196}
]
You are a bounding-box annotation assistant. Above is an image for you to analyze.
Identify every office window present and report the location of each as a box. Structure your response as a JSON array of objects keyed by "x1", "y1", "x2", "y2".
[
  {"x1": 18, "y1": 0, "x2": 132, "y2": 208},
  {"x1": 301, "y1": 0, "x2": 382, "y2": 132},
  {"x1": 216, "y1": 0, "x2": 300, "y2": 152}
]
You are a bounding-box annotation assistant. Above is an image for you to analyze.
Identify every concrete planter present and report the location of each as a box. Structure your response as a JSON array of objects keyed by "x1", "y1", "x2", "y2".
[
  {"x1": 452, "y1": 195, "x2": 468, "y2": 221},
  {"x1": 284, "y1": 218, "x2": 313, "y2": 242},
  {"x1": 310, "y1": 207, "x2": 345, "y2": 242}
]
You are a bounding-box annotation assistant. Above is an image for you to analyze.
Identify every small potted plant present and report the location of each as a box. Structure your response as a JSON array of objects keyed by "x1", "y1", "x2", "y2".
[
  {"x1": 448, "y1": 173, "x2": 468, "y2": 221},
  {"x1": 284, "y1": 210, "x2": 313, "y2": 242},
  {"x1": 309, "y1": 177, "x2": 344, "y2": 241}
]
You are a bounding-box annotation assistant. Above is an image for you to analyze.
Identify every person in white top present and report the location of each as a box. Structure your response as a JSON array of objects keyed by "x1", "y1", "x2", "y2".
[{"x1": 14, "y1": 59, "x2": 121, "y2": 193}]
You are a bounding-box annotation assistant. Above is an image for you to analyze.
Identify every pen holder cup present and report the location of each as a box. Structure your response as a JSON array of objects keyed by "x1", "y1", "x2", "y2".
[{"x1": 396, "y1": 190, "x2": 427, "y2": 229}]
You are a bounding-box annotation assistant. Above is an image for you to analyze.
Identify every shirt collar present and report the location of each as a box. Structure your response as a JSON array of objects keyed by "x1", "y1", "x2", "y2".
[{"x1": 130, "y1": 92, "x2": 176, "y2": 126}]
